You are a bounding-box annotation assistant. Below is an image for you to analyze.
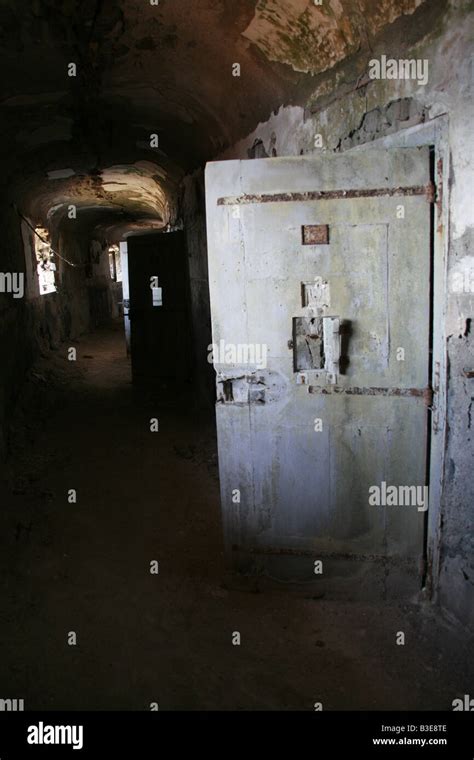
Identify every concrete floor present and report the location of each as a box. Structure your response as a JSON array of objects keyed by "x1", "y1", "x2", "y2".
[{"x1": 0, "y1": 323, "x2": 471, "y2": 710}]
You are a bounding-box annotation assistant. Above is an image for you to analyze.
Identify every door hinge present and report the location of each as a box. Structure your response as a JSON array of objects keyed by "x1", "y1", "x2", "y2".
[
  {"x1": 425, "y1": 181, "x2": 436, "y2": 203},
  {"x1": 423, "y1": 386, "x2": 434, "y2": 409}
]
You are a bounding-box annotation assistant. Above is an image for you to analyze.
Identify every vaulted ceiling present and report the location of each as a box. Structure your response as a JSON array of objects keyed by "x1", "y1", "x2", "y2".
[{"x1": 0, "y1": 0, "x2": 431, "y2": 238}]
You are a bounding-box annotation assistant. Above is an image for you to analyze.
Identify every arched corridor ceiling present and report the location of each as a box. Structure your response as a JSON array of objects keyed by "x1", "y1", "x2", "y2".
[{"x1": 0, "y1": 0, "x2": 430, "y2": 237}]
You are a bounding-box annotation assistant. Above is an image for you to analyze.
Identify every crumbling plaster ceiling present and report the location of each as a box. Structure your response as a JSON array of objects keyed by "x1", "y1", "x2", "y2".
[{"x1": 0, "y1": 0, "x2": 430, "y2": 239}]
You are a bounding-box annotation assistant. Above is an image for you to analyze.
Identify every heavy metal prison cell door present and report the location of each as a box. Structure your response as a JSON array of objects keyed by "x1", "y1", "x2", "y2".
[{"x1": 205, "y1": 150, "x2": 433, "y2": 594}]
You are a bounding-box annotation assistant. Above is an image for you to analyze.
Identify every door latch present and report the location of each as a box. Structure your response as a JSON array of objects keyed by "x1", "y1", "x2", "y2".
[{"x1": 323, "y1": 316, "x2": 341, "y2": 384}]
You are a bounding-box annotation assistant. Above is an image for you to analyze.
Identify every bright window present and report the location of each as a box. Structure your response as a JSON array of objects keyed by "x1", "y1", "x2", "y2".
[
  {"x1": 108, "y1": 245, "x2": 122, "y2": 282},
  {"x1": 34, "y1": 227, "x2": 56, "y2": 295}
]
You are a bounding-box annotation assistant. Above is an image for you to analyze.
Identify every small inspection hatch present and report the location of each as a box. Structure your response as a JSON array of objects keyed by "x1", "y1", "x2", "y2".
[{"x1": 301, "y1": 224, "x2": 330, "y2": 245}]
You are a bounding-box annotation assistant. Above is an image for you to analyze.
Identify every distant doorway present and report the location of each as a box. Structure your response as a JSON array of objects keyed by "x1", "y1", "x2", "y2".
[{"x1": 127, "y1": 231, "x2": 192, "y2": 393}]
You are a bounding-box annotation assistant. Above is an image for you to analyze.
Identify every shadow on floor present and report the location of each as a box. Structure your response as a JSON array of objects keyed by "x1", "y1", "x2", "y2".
[{"x1": 0, "y1": 323, "x2": 472, "y2": 710}]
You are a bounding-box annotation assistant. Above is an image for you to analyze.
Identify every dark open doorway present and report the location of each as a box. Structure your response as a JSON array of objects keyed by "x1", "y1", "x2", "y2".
[{"x1": 127, "y1": 231, "x2": 193, "y2": 396}]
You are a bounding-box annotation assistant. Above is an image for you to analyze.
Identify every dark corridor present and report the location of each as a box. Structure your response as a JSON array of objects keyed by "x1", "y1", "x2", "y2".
[{"x1": 0, "y1": 0, "x2": 472, "y2": 743}]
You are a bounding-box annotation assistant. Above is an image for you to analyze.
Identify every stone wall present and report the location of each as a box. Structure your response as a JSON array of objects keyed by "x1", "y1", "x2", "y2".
[{"x1": 0, "y1": 207, "x2": 115, "y2": 460}]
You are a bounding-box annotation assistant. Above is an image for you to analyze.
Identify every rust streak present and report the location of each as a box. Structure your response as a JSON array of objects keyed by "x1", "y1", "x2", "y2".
[
  {"x1": 308, "y1": 386, "x2": 428, "y2": 398},
  {"x1": 436, "y1": 157, "x2": 443, "y2": 234},
  {"x1": 218, "y1": 183, "x2": 435, "y2": 206}
]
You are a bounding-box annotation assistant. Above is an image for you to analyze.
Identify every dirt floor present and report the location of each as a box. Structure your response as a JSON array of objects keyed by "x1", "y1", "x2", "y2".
[{"x1": 0, "y1": 322, "x2": 472, "y2": 711}]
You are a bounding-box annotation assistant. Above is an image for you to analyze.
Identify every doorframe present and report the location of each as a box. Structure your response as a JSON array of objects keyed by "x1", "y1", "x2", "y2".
[{"x1": 347, "y1": 114, "x2": 450, "y2": 600}]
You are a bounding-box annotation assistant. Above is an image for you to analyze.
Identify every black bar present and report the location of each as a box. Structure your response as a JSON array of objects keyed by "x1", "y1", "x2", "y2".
[{"x1": 0, "y1": 711, "x2": 472, "y2": 758}]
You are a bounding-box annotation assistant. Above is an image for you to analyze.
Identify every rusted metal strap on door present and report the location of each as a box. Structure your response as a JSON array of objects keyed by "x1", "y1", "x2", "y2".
[
  {"x1": 308, "y1": 385, "x2": 433, "y2": 403},
  {"x1": 217, "y1": 182, "x2": 435, "y2": 206}
]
